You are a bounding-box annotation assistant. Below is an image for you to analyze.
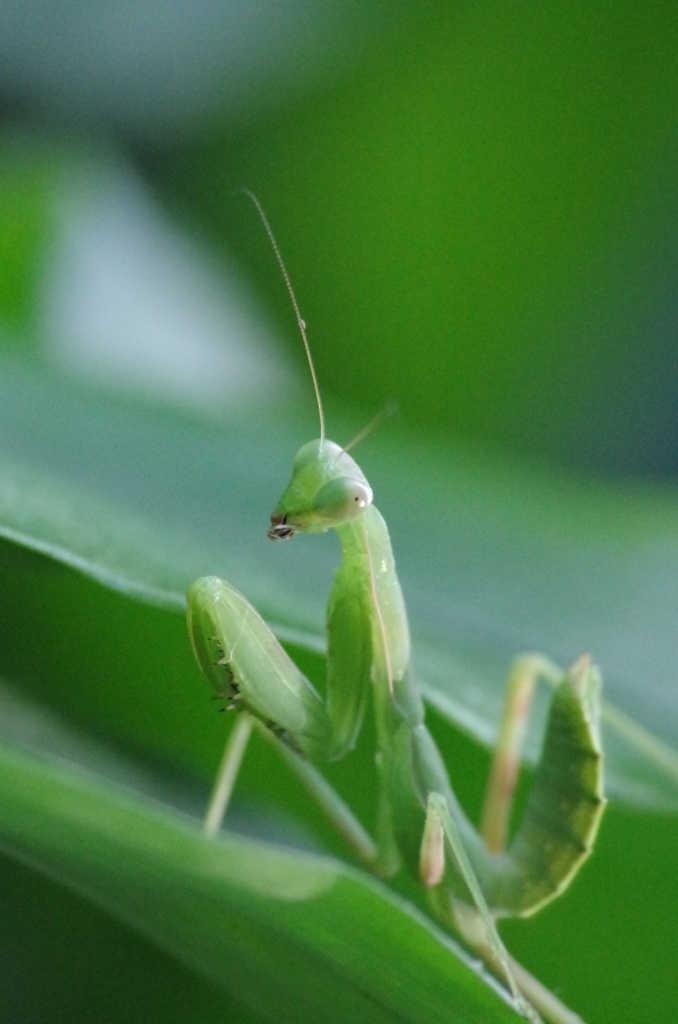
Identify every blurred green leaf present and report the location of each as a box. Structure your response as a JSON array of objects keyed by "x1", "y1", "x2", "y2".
[
  {"x1": 0, "y1": 352, "x2": 676, "y2": 814},
  {"x1": 0, "y1": 711, "x2": 518, "y2": 1023}
]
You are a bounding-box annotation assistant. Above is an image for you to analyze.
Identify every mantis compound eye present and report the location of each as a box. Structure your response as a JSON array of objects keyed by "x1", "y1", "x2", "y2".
[{"x1": 312, "y1": 476, "x2": 373, "y2": 525}]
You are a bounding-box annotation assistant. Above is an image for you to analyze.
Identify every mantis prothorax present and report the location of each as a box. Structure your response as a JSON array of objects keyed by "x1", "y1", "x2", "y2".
[{"x1": 187, "y1": 193, "x2": 605, "y2": 1024}]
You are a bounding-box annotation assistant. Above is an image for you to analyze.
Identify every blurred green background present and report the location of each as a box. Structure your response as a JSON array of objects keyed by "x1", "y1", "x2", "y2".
[
  {"x1": 2, "y1": 2, "x2": 677, "y2": 472},
  {"x1": 0, "y1": 3, "x2": 677, "y2": 1023}
]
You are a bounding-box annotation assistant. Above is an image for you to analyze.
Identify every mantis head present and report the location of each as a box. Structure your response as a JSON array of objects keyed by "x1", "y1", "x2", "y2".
[
  {"x1": 268, "y1": 440, "x2": 373, "y2": 540},
  {"x1": 235, "y1": 195, "x2": 373, "y2": 541}
]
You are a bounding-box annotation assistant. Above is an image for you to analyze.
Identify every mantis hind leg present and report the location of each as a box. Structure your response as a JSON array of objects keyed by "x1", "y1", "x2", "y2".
[
  {"x1": 418, "y1": 653, "x2": 604, "y2": 1024},
  {"x1": 480, "y1": 654, "x2": 563, "y2": 854}
]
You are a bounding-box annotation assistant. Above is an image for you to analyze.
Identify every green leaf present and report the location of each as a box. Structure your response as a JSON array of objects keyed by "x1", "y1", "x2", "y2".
[
  {"x1": 0, "y1": 352, "x2": 676, "y2": 812},
  {"x1": 0, "y1": 697, "x2": 517, "y2": 1024}
]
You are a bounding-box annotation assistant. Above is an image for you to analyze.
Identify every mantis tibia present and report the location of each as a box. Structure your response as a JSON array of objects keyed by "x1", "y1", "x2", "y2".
[{"x1": 187, "y1": 196, "x2": 605, "y2": 1024}]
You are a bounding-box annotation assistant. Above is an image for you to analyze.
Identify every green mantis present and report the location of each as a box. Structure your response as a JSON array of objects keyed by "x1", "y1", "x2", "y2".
[{"x1": 187, "y1": 194, "x2": 605, "y2": 1024}]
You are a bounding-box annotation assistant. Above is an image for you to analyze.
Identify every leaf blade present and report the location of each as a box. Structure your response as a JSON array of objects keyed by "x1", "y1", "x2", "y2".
[{"x1": 0, "y1": 736, "x2": 519, "y2": 1024}]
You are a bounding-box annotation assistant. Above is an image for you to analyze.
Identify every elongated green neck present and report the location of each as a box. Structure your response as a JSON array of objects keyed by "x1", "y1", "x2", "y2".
[{"x1": 336, "y1": 506, "x2": 423, "y2": 726}]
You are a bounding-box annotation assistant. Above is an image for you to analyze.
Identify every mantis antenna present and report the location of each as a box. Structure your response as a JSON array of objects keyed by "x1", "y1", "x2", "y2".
[
  {"x1": 341, "y1": 401, "x2": 399, "y2": 456},
  {"x1": 236, "y1": 189, "x2": 325, "y2": 444}
]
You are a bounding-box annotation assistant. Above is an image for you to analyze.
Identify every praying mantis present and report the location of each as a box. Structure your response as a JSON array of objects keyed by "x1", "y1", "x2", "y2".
[{"x1": 187, "y1": 193, "x2": 605, "y2": 1024}]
